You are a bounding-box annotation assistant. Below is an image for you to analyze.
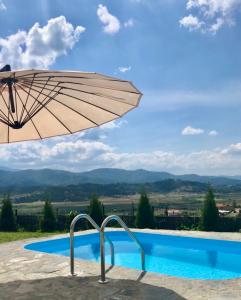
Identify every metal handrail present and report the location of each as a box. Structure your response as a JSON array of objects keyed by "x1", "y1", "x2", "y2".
[
  {"x1": 99, "y1": 215, "x2": 145, "y2": 284},
  {"x1": 70, "y1": 213, "x2": 114, "y2": 276}
]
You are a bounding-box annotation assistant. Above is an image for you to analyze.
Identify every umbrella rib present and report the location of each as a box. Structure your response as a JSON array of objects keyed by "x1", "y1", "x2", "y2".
[
  {"x1": 21, "y1": 81, "x2": 122, "y2": 117},
  {"x1": 17, "y1": 73, "x2": 130, "y2": 83},
  {"x1": 18, "y1": 78, "x2": 60, "y2": 124},
  {"x1": 21, "y1": 77, "x2": 140, "y2": 95},
  {"x1": 0, "y1": 84, "x2": 15, "y2": 125},
  {"x1": 18, "y1": 74, "x2": 36, "y2": 123},
  {"x1": 49, "y1": 98, "x2": 100, "y2": 126},
  {"x1": 21, "y1": 83, "x2": 61, "y2": 124},
  {"x1": 17, "y1": 82, "x2": 60, "y2": 122},
  {"x1": 0, "y1": 90, "x2": 13, "y2": 123},
  {"x1": 13, "y1": 73, "x2": 19, "y2": 123},
  {"x1": 14, "y1": 85, "x2": 43, "y2": 139},
  {"x1": 23, "y1": 77, "x2": 57, "y2": 124},
  {"x1": 0, "y1": 117, "x2": 12, "y2": 127},
  {"x1": 18, "y1": 84, "x2": 73, "y2": 134},
  {"x1": 20, "y1": 83, "x2": 100, "y2": 126},
  {"x1": 7, "y1": 108, "x2": 9, "y2": 143},
  {"x1": 23, "y1": 80, "x2": 136, "y2": 107},
  {"x1": 0, "y1": 110, "x2": 12, "y2": 124}
]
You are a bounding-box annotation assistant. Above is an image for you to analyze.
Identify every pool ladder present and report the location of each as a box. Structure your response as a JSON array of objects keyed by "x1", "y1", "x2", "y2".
[
  {"x1": 70, "y1": 214, "x2": 145, "y2": 283},
  {"x1": 70, "y1": 214, "x2": 114, "y2": 276}
]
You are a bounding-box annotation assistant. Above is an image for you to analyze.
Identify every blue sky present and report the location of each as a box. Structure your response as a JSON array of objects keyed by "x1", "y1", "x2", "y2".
[{"x1": 0, "y1": 0, "x2": 241, "y2": 175}]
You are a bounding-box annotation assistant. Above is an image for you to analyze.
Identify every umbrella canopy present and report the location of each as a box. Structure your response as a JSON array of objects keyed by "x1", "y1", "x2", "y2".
[{"x1": 0, "y1": 65, "x2": 142, "y2": 143}]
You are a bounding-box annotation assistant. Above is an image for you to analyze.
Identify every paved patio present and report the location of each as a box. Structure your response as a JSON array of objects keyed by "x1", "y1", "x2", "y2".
[{"x1": 1, "y1": 229, "x2": 241, "y2": 300}]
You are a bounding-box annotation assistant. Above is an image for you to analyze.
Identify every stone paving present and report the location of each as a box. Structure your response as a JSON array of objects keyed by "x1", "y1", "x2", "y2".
[{"x1": 1, "y1": 229, "x2": 241, "y2": 300}]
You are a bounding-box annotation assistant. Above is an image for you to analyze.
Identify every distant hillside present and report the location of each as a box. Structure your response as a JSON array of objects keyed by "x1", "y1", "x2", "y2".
[
  {"x1": 0, "y1": 167, "x2": 240, "y2": 187},
  {"x1": 12, "y1": 179, "x2": 209, "y2": 203}
]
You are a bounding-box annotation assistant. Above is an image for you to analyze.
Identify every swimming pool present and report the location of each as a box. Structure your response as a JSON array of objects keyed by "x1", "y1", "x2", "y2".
[{"x1": 25, "y1": 231, "x2": 241, "y2": 280}]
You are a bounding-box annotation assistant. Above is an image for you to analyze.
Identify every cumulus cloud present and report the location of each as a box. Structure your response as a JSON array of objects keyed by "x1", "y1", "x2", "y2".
[
  {"x1": 180, "y1": 0, "x2": 241, "y2": 33},
  {"x1": 209, "y1": 17, "x2": 225, "y2": 33},
  {"x1": 179, "y1": 14, "x2": 203, "y2": 31},
  {"x1": 97, "y1": 4, "x2": 121, "y2": 34},
  {"x1": 182, "y1": 126, "x2": 204, "y2": 135},
  {"x1": 209, "y1": 130, "x2": 218, "y2": 136},
  {"x1": 0, "y1": 16, "x2": 85, "y2": 69},
  {"x1": 221, "y1": 143, "x2": 241, "y2": 155},
  {"x1": 2, "y1": 138, "x2": 241, "y2": 175},
  {"x1": 100, "y1": 120, "x2": 128, "y2": 130},
  {"x1": 0, "y1": 138, "x2": 113, "y2": 171},
  {"x1": 118, "y1": 66, "x2": 131, "y2": 73},
  {"x1": 0, "y1": 1, "x2": 6, "y2": 10}
]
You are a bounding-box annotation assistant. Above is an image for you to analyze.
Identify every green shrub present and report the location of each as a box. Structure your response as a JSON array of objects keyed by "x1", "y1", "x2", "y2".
[
  {"x1": 89, "y1": 194, "x2": 104, "y2": 226},
  {"x1": 0, "y1": 195, "x2": 17, "y2": 231},
  {"x1": 200, "y1": 187, "x2": 219, "y2": 231},
  {"x1": 40, "y1": 200, "x2": 56, "y2": 232},
  {"x1": 135, "y1": 191, "x2": 155, "y2": 229}
]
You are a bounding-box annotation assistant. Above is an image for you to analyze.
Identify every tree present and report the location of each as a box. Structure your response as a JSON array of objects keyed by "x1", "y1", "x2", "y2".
[
  {"x1": 89, "y1": 194, "x2": 104, "y2": 226},
  {"x1": 0, "y1": 195, "x2": 17, "y2": 231},
  {"x1": 200, "y1": 187, "x2": 219, "y2": 231},
  {"x1": 164, "y1": 206, "x2": 168, "y2": 217},
  {"x1": 135, "y1": 191, "x2": 155, "y2": 229},
  {"x1": 131, "y1": 202, "x2": 135, "y2": 217},
  {"x1": 40, "y1": 200, "x2": 56, "y2": 232}
]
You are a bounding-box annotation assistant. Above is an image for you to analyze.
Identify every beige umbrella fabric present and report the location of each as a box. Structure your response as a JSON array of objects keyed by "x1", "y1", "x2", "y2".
[{"x1": 0, "y1": 65, "x2": 142, "y2": 143}]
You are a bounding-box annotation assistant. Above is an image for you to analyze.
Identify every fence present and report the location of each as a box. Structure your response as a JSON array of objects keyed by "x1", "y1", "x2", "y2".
[{"x1": 12, "y1": 214, "x2": 241, "y2": 232}]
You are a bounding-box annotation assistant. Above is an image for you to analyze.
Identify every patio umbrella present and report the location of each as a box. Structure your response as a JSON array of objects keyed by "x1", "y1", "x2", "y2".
[{"x1": 0, "y1": 64, "x2": 142, "y2": 143}]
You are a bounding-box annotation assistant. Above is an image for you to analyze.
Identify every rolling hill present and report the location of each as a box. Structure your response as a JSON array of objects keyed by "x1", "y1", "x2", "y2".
[{"x1": 0, "y1": 167, "x2": 240, "y2": 187}]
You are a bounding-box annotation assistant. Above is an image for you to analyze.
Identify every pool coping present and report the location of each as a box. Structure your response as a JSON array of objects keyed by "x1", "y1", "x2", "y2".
[
  {"x1": 2, "y1": 229, "x2": 241, "y2": 300},
  {"x1": 22, "y1": 228, "x2": 241, "y2": 247}
]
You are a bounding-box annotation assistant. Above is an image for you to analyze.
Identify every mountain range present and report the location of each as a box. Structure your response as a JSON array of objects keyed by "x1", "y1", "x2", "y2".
[{"x1": 0, "y1": 167, "x2": 241, "y2": 187}]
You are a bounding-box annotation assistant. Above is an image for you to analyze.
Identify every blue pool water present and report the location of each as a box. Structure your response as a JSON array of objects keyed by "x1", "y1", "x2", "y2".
[{"x1": 25, "y1": 231, "x2": 241, "y2": 280}]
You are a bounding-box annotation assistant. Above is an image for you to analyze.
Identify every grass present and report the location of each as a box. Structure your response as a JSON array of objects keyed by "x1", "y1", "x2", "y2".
[{"x1": 0, "y1": 231, "x2": 63, "y2": 244}]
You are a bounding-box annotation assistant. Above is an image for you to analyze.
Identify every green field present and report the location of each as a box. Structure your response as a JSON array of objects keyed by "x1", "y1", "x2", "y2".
[
  {"x1": 0, "y1": 231, "x2": 61, "y2": 244},
  {"x1": 12, "y1": 191, "x2": 240, "y2": 216}
]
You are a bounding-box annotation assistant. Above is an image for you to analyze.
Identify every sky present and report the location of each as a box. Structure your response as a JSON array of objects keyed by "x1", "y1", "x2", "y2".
[{"x1": 0, "y1": 0, "x2": 241, "y2": 175}]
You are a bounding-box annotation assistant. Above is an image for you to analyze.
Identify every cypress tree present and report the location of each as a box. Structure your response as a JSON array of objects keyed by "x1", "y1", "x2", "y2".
[
  {"x1": 135, "y1": 191, "x2": 155, "y2": 229},
  {"x1": 164, "y1": 206, "x2": 168, "y2": 217},
  {"x1": 200, "y1": 187, "x2": 219, "y2": 231},
  {"x1": 131, "y1": 202, "x2": 135, "y2": 217},
  {"x1": 0, "y1": 195, "x2": 17, "y2": 231},
  {"x1": 40, "y1": 200, "x2": 56, "y2": 232},
  {"x1": 89, "y1": 194, "x2": 104, "y2": 226}
]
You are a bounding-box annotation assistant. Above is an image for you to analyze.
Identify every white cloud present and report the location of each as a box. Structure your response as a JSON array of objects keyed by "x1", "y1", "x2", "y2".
[
  {"x1": 209, "y1": 130, "x2": 218, "y2": 136},
  {"x1": 179, "y1": 14, "x2": 203, "y2": 31},
  {"x1": 221, "y1": 143, "x2": 241, "y2": 155},
  {"x1": 181, "y1": 0, "x2": 241, "y2": 33},
  {"x1": 2, "y1": 136, "x2": 241, "y2": 175},
  {"x1": 97, "y1": 4, "x2": 121, "y2": 34},
  {"x1": 0, "y1": 1, "x2": 6, "y2": 10},
  {"x1": 124, "y1": 19, "x2": 134, "y2": 28},
  {"x1": 80, "y1": 120, "x2": 127, "y2": 141},
  {"x1": 97, "y1": 142, "x2": 241, "y2": 175},
  {"x1": 118, "y1": 66, "x2": 131, "y2": 73},
  {"x1": 0, "y1": 16, "x2": 85, "y2": 69},
  {"x1": 100, "y1": 120, "x2": 128, "y2": 130},
  {"x1": 209, "y1": 17, "x2": 225, "y2": 33},
  {"x1": 186, "y1": 0, "x2": 240, "y2": 16},
  {"x1": 182, "y1": 126, "x2": 204, "y2": 135}
]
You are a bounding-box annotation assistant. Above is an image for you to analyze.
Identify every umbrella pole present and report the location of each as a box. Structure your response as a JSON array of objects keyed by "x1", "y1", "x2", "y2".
[{"x1": 0, "y1": 64, "x2": 16, "y2": 113}]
